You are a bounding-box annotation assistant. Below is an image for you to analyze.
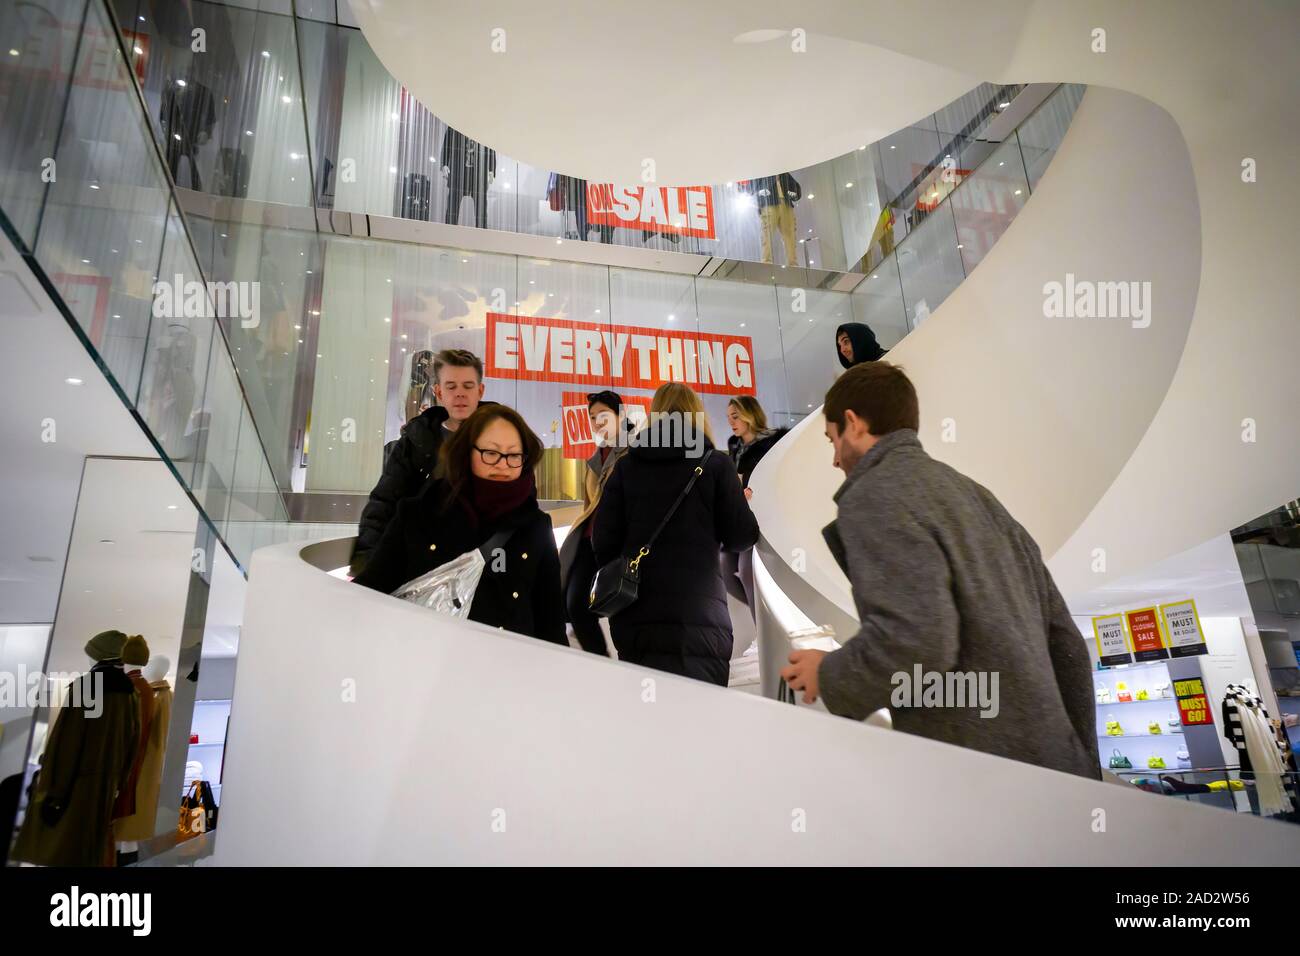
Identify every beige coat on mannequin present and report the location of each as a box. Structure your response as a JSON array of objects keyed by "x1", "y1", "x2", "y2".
[{"x1": 112, "y1": 680, "x2": 173, "y2": 841}]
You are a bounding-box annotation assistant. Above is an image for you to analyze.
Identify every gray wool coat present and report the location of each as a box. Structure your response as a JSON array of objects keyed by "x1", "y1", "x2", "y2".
[{"x1": 818, "y1": 429, "x2": 1101, "y2": 780}]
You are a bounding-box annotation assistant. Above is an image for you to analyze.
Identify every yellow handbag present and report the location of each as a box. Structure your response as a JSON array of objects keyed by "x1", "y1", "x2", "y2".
[
  {"x1": 178, "y1": 781, "x2": 205, "y2": 837},
  {"x1": 1105, "y1": 716, "x2": 1123, "y2": 736},
  {"x1": 1147, "y1": 754, "x2": 1166, "y2": 769},
  {"x1": 1136, "y1": 688, "x2": 1150, "y2": 700},
  {"x1": 1148, "y1": 721, "x2": 1162, "y2": 735},
  {"x1": 1207, "y1": 779, "x2": 1245, "y2": 792}
]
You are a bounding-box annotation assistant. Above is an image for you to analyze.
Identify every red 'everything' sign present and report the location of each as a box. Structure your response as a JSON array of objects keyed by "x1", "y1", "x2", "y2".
[{"x1": 485, "y1": 313, "x2": 755, "y2": 396}]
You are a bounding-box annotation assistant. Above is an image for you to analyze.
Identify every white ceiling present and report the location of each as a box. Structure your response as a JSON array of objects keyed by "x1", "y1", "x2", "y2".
[
  {"x1": 1063, "y1": 534, "x2": 1254, "y2": 620},
  {"x1": 349, "y1": 0, "x2": 983, "y2": 184}
]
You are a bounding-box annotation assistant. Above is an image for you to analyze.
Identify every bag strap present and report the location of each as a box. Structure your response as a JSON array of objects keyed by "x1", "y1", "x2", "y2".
[
  {"x1": 476, "y1": 527, "x2": 515, "y2": 561},
  {"x1": 630, "y1": 451, "x2": 712, "y2": 572}
]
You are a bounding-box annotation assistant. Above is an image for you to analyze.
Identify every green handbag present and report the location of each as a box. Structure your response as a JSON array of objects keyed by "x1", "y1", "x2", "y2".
[{"x1": 1108, "y1": 748, "x2": 1132, "y2": 769}]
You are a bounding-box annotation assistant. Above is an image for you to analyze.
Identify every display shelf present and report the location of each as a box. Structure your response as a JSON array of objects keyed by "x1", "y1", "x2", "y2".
[
  {"x1": 1097, "y1": 659, "x2": 1176, "y2": 674},
  {"x1": 1093, "y1": 698, "x2": 1176, "y2": 706},
  {"x1": 1098, "y1": 731, "x2": 1184, "y2": 738}
]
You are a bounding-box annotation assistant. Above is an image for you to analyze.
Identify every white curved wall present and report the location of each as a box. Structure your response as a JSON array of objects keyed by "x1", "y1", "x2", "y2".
[
  {"x1": 753, "y1": 1, "x2": 1300, "y2": 600},
  {"x1": 212, "y1": 540, "x2": 1300, "y2": 864}
]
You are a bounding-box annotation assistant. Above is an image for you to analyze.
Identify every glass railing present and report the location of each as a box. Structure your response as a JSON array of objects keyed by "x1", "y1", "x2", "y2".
[
  {"x1": 203, "y1": 82, "x2": 1082, "y2": 501},
  {"x1": 0, "y1": 0, "x2": 293, "y2": 571},
  {"x1": 20, "y1": 0, "x2": 1085, "y2": 515},
  {"x1": 108, "y1": 0, "x2": 1027, "y2": 272}
]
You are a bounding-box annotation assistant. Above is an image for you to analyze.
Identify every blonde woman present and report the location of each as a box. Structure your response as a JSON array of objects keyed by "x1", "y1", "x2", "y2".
[
  {"x1": 723, "y1": 395, "x2": 788, "y2": 615},
  {"x1": 592, "y1": 383, "x2": 758, "y2": 685}
]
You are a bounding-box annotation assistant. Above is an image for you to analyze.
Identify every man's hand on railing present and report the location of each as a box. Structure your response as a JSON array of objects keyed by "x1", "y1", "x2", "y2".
[{"x1": 781, "y1": 649, "x2": 827, "y2": 705}]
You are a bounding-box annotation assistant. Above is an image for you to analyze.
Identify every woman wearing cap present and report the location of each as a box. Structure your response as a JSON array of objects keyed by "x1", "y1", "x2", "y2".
[
  {"x1": 355, "y1": 405, "x2": 566, "y2": 644},
  {"x1": 558, "y1": 390, "x2": 630, "y2": 655}
]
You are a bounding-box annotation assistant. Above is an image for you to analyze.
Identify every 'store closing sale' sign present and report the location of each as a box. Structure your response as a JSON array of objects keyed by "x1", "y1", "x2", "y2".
[{"x1": 485, "y1": 313, "x2": 756, "y2": 396}]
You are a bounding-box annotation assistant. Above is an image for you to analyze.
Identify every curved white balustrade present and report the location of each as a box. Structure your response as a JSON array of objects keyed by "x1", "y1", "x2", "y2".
[{"x1": 212, "y1": 538, "x2": 1300, "y2": 865}]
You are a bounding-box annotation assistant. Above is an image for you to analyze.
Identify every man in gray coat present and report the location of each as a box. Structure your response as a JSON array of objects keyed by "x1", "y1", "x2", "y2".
[{"x1": 781, "y1": 362, "x2": 1100, "y2": 779}]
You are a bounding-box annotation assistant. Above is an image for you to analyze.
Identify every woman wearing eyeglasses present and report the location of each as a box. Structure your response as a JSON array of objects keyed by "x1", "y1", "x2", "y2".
[{"x1": 354, "y1": 405, "x2": 566, "y2": 644}]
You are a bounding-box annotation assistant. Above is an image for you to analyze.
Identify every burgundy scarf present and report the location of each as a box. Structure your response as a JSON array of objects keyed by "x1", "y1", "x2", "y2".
[{"x1": 461, "y1": 472, "x2": 536, "y2": 528}]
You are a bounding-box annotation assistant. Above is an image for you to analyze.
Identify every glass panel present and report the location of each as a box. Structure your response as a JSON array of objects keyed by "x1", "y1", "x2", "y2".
[
  {"x1": 511, "y1": 257, "x2": 611, "y2": 499},
  {"x1": 950, "y1": 137, "x2": 1031, "y2": 275},
  {"x1": 137, "y1": 199, "x2": 217, "y2": 487},
  {"x1": 777, "y1": 285, "x2": 854, "y2": 425},
  {"x1": 872, "y1": 121, "x2": 944, "y2": 246},
  {"x1": 851, "y1": 257, "x2": 908, "y2": 350},
  {"x1": 225, "y1": 403, "x2": 263, "y2": 567},
  {"x1": 1016, "y1": 84, "x2": 1086, "y2": 191},
  {"x1": 0, "y1": 0, "x2": 88, "y2": 250},
  {"x1": 34, "y1": 0, "x2": 171, "y2": 400},
  {"x1": 213, "y1": 222, "x2": 319, "y2": 488},
  {"x1": 696, "y1": 276, "x2": 788, "y2": 428},
  {"x1": 192, "y1": 340, "x2": 244, "y2": 539},
  {"x1": 896, "y1": 203, "x2": 965, "y2": 331},
  {"x1": 117, "y1": 0, "x2": 312, "y2": 205}
]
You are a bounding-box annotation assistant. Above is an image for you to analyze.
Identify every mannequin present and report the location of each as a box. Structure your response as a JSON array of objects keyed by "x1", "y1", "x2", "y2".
[
  {"x1": 113, "y1": 653, "x2": 172, "y2": 846},
  {"x1": 11, "y1": 631, "x2": 141, "y2": 867},
  {"x1": 112, "y1": 639, "x2": 163, "y2": 863},
  {"x1": 440, "y1": 126, "x2": 495, "y2": 229},
  {"x1": 741, "y1": 173, "x2": 802, "y2": 265}
]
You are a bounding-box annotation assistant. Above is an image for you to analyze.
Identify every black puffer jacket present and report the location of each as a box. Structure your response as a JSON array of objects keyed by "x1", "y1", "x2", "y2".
[
  {"x1": 727, "y1": 428, "x2": 790, "y2": 489},
  {"x1": 592, "y1": 431, "x2": 759, "y2": 685},
  {"x1": 351, "y1": 402, "x2": 496, "y2": 575},
  {"x1": 836, "y1": 322, "x2": 885, "y2": 368},
  {"x1": 353, "y1": 478, "x2": 566, "y2": 644}
]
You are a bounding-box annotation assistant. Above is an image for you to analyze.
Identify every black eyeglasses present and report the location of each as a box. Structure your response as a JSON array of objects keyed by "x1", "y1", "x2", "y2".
[{"x1": 473, "y1": 446, "x2": 526, "y2": 468}]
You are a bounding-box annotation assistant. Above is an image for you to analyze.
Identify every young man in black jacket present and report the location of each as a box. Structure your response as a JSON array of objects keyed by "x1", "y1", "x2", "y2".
[{"x1": 350, "y1": 348, "x2": 489, "y2": 576}]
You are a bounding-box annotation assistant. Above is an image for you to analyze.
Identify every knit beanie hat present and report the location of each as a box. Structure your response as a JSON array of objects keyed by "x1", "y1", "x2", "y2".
[
  {"x1": 121, "y1": 634, "x2": 150, "y2": 666},
  {"x1": 84, "y1": 629, "x2": 128, "y2": 661}
]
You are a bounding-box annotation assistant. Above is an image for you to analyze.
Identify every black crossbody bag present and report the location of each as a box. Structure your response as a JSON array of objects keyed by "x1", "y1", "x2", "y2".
[{"x1": 588, "y1": 451, "x2": 711, "y2": 617}]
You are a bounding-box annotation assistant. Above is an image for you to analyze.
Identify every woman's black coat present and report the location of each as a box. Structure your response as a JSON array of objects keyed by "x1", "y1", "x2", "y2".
[
  {"x1": 592, "y1": 434, "x2": 759, "y2": 685},
  {"x1": 727, "y1": 428, "x2": 790, "y2": 489},
  {"x1": 354, "y1": 479, "x2": 566, "y2": 644}
]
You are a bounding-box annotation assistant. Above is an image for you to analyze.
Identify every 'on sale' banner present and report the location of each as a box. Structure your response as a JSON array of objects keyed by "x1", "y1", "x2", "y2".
[
  {"x1": 560, "y1": 391, "x2": 650, "y2": 460},
  {"x1": 486, "y1": 313, "x2": 755, "y2": 396},
  {"x1": 586, "y1": 184, "x2": 716, "y2": 239}
]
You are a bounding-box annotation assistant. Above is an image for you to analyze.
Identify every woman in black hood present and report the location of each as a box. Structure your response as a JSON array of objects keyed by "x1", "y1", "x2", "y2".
[{"x1": 835, "y1": 322, "x2": 886, "y2": 368}]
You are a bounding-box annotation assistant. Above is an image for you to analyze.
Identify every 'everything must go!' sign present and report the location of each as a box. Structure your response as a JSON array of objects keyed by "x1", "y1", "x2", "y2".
[{"x1": 485, "y1": 313, "x2": 756, "y2": 396}]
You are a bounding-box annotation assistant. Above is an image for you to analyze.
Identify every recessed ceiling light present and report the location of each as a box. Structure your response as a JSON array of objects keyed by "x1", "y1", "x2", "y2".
[
  {"x1": 999, "y1": 101, "x2": 1010, "y2": 109},
  {"x1": 8, "y1": 49, "x2": 19, "y2": 56},
  {"x1": 65, "y1": 377, "x2": 83, "y2": 385},
  {"x1": 1014, "y1": 189, "x2": 1022, "y2": 195},
  {"x1": 99, "y1": 539, "x2": 114, "y2": 544},
  {"x1": 167, "y1": 505, "x2": 178, "y2": 510},
  {"x1": 807, "y1": 193, "x2": 815, "y2": 200},
  {"x1": 261, "y1": 50, "x2": 270, "y2": 58},
  {"x1": 176, "y1": 79, "x2": 187, "y2": 87}
]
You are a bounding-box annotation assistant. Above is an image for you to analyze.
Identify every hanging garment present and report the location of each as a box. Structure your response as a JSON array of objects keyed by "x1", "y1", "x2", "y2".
[
  {"x1": 11, "y1": 664, "x2": 140, "y2": 867},
  {"x1": 113, "y1": 680, "x2": 173, "y2": 842},
  {"x1": 111, "y1": 671, "x2": 156, "y2": 820},
  {"x1": 1221, "y1": 683, "x2": 1297, "y2": 817}
]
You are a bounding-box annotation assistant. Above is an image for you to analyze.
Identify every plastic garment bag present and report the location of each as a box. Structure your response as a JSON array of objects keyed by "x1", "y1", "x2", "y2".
[{"x1": 392, "y1": 549, "x2": 486, "y2": 620}]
